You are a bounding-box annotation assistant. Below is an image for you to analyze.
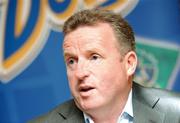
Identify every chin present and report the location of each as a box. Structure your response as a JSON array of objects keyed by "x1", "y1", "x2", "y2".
[{"x1": 78, "y1": 99, "x2": 102, "y2": 112}]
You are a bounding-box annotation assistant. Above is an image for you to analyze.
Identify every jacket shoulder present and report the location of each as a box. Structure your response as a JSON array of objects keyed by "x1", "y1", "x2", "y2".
[
  {"x1": 133, "y1": 82, "x2": 180, "y2": 112},
  {"x1": 28, "y1": 99, "x2": 76, "y2": 123},
  {"x1": 133, "y1": 82, "x2": 180, "y2": 99}
]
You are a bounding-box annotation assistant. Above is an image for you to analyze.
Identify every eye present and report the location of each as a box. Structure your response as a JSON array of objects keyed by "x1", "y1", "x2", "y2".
[
  {"x1": 69, "y1": 59, "x2": 75, "y2": 64},
  {"x1": 66, "y1": 58, "x2": 76, "y2": 65},
  {"x1": 90, "y1": 54, "x2": 100, "y2": 60}
]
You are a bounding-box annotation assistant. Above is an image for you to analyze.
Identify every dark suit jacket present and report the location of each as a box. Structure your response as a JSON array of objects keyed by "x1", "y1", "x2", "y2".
[{"x1": 28, "y1": 82, "x2": 180, "y2": 123}]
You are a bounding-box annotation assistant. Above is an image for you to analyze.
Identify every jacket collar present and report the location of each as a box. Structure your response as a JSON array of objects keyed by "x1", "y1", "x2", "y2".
[
  {"x1": 58, "y1": 100, "x2": 84, "y2": 123},
  {"x1": 58, "y1": 82, "x2": 165, "y2": 123},
  {"x1": 132, "y1": 82, "x2": 165, "y2": 123}
]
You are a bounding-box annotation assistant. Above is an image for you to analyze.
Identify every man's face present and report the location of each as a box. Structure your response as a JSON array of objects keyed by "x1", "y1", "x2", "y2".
[{"x1": 63, "y1": 23, "x2": 134, "y2": 113}]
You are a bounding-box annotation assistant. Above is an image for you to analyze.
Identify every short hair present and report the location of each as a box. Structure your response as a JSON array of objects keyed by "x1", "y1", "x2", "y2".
[{"x1": 63, "y1": 9, "x2": 135, "y2": 56}]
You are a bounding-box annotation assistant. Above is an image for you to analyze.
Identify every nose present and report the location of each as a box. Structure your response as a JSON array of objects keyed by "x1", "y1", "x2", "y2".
[{"x1": 75, "y1": 61, "x2": 90, "y2": 81}]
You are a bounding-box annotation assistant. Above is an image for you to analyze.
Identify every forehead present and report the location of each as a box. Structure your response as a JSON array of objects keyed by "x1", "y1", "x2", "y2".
[{"x1": 63, "y1": 23, "x2": 118, "y2": 50}]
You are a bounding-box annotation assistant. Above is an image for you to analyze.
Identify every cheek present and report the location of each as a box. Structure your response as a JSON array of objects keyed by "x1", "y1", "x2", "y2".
[
  {"x1": 97, "y1": 62, "x2": 127, "y2": 88},
  {"x1": 92, "y1": 63, "x2": 115, "y2": 84},
  {"x1": 67, "y1": 71, "x2": 77, "y2": 91}
]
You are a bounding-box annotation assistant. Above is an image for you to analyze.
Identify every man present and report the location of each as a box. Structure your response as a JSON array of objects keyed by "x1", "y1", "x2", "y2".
[{"x1": 29, "y1": 9, "x2": 180, "y2": 123}]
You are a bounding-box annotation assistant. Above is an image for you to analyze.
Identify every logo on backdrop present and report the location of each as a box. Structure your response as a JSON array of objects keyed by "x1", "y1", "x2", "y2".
[
  {"x1": 0, "y1": 0, "x2": 139, "y2": 83},
  {"x1": 135, "y1": 37, "x2": 180, "y2": 89}
]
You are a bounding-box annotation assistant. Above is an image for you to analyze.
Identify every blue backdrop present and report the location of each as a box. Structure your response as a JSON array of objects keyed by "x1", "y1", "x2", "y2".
[{"x1": 0, "y1": 0, "x2": 179, "y2": 123}]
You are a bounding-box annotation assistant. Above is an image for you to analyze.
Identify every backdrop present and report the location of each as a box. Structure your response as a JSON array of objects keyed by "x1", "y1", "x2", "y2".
[{"x1": 0, "y1": 0, "x2": 180, "y2": 123}]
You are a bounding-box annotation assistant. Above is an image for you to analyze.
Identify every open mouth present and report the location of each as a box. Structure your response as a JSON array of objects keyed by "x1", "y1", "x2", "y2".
[
  {"x1": 80, "y1": 86, "x2": 94, "y2": 92},
  {"x1": 79, "y1": 85, "x2": 95, "y2": 93}
]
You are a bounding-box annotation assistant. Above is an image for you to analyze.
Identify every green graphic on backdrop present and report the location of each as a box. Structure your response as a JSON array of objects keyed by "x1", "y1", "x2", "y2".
[{"x1": 134, "y1": 37, "x2": 180, "y2": 89}]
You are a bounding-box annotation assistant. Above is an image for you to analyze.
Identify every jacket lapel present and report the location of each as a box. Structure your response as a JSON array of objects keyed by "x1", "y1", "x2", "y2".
[
  {"x1": 133, "y1": 97, "x2": 164, "y2": 123},
  {"x1": 65, "y1": 113, "x2": 84, "y2": 123},
  {"x1": 133, "y1": 82, "x2": 165, "y2": 123},
  {"x1": 58, "y1": 100, "x2": 85, "y2": 123}
]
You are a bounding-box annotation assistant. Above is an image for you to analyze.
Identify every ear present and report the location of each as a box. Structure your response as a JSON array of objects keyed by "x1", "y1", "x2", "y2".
[{"x1": 124, "y1": 51, "x2": 138, "y2": 76}]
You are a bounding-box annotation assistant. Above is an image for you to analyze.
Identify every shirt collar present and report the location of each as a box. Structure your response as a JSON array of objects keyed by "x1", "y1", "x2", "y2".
[
  {"x1": 121, "y1": 89, "x2": 133, "y2": 117},
  {"x1": 83, "y1": 89, "x2": 133, "y2": 123}
]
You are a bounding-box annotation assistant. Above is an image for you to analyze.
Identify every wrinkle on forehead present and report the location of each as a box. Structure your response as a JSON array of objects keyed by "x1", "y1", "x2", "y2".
[
  {"x1": 63, "y1": 23, "x2": 119, "y2": 55},
  {"x1": 63, "y1": 28, "x2": 102, "y2": 46}
]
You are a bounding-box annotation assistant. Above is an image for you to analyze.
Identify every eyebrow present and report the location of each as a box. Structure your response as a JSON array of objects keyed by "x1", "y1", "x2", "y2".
[
  {"x1": 63, "y1": 44, "x2": 106, "y2": 59},
  {"x1": 63, "y1": 52, "x2": 76, "y2": 59}
]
